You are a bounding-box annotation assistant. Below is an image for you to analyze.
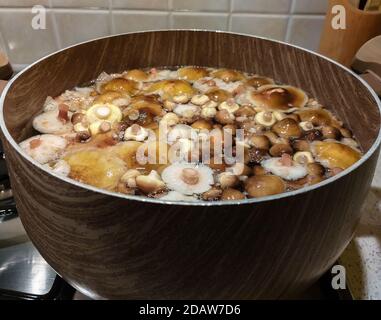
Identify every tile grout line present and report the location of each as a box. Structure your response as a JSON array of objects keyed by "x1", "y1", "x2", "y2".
[
  {"x1": 284, "y1": 0, "x2": 296, "y2": 43},
  {"x1": 228, "y1": 0, "x2": 233, "y2": 31},
  {"x1": 48, "y1": 0, "x2": 62, "y2": 49},
  {"x1": 168, "y1": 0, "x2": 174, "y2": 28}
]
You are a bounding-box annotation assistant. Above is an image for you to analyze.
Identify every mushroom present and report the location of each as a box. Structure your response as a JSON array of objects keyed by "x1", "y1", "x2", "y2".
[
  {"x1": 160, "y1": 112, "x2": 180, "y2": 127},
  {"x1": 124, "y1": 124, "x2": 150, "y2": 141},
  {"x1": 124, "y1": 69, "x2": 149, "y2": 82},
  {"x1": 167, "y1": 124, "x2": 198, "y2": 144},
  {"x1": 221, "y1": 188, "x2": 246, "y2": 200},
  {"x1": 120, "y1": 169, "x2": 141, "y2": 188},
  {"x1": 206, "y1": 88, "x2": 233, "y2": 103},
  {"x1": 218, "y1": 172, "x2": 240, "y2": 189},
  {"x1": 248, "y1": 85, "x2": 308, "y2": 111},
  {"x1": 245, "y1": 76, "x2": 274, "y2": 89},
  {"x1": 307, "y1": 162, "x2": 325, "y2": 176},
  {"x1": 201, "y1": 106, "x2": 217, "y2": 119},
  {"x1": 293, "y1": 151, "x2": 314, "y2": 164},
  {"x1": 215, "y1": 110, "x2": 235, "y2": 125},
  {"x1": 299, "y1": 121, "x2": 314, "y2": 131},
  {"x1": 321, "y1": 125, "x2": 341, "y2": 139},
  {"x1": 253, "y1": 165, "x2": 267, "y2": 175},
  {"x1": 135, "y1": 170, "x2": 166, "y2": 194},
  {"x1": 101, "y1": 78, "x2": 139, "y2": 95},
  {"x1": 272, "y1": 118, "x2": 302, "y2": 139},
  {"x1": 64, "y1": 149, "x2": 126, "y2": 190},
  {"x1": 44, "y1": 159, "x2": 71, "y2": 177},
  {"x1": 191, "y1": 94, "x2": 210, "y2": 106},
  {"x1": 296, "y1": 107, "x2": 340, "y2": 126},
  {"x1": 20, "y1": 134, "x2": 68, "y2": 164},
  {"x1": 245, "y1": 175, "x2": 285, "y2": 198},
  {"x1": 261, "y1": 156, "x2": 308, "y2": 181},
  {"x1": 173, "y1": 104, "x2": 200, "y2": 120},
  {"x1": 161, "y1": 163, "x2": 214, "y2": 195},
  {"x1": 178, "y1": 67, "x2": 209, "y2": 81},
  {"x1": 292, "y1": 140, "x2": 310, "y2": 152},
  {"x1": 33, "y1": 110, "x2": 73, "y2": 135},
  {"x1": 311, "y1": 141, "x2": 361, "y2": 170},
  {"x1": 255, "y1": 111, "x2": 276, "y2": 127},
  {"x1": 218, "y1": 100, "x2": 240, "y2": 114},
  {"x1": 202, "y1": 187, "x2": 223, "y2": 201},
  {"x1": 191, "y1": 119, "x2": 213, "y2": 130},
  {"x1": 246, "y1": 135, "x2": 270, "y2": 150},
  {"x1": 86, "y1": 103, "x2": 122, "y2": 126},
  {"x1": 211, "y1": 68, "x2": 245, "y2": 82},
  {"x1": 269, "y1": 143, "x2": 293, "y2": 157},
  {"x1": 147, "y1": 79, "x2": 195, "y2": 102},
  {"x1": 94, "y1": 91, "x2": 131, "y2": 107},
  {"x1": 127, "y1": 95, "x2": 165, "y2": 127},
  {"x1": 234, "y1": 105, "x2": 256, "y2": 118}
]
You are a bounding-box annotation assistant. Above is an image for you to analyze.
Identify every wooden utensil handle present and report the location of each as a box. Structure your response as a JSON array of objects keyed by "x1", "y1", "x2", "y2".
[{"x1": 319, "y1": 0, "x2": 381, "y2": 67}]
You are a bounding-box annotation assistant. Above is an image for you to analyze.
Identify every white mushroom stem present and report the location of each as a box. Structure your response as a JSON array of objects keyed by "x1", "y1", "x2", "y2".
[{"x1": 124, "y1": 124, "x2": 149, "y2": 141}]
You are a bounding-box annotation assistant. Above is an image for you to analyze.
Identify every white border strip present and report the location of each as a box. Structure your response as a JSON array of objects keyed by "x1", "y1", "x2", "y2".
[{"x1": 1, "y1": 29, "x2": 380, "y2": 207}]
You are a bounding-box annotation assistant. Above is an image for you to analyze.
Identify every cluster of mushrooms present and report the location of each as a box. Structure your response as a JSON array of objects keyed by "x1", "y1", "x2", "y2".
[{"x1": 20, "y1": 66, "x2": 362, "y2": 201}]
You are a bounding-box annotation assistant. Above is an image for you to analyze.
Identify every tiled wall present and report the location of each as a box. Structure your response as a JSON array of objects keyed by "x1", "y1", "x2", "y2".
[{"x1": 0, "y1": 0, "x2": 328, "y2": 69}]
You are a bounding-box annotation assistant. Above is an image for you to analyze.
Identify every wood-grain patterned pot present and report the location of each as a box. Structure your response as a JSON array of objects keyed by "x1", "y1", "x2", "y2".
[{"x1": 0, "y1": 31, "x2": 380, "y2": 299}]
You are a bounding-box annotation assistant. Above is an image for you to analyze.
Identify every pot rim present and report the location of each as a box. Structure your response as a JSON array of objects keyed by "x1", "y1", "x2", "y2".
[{"x1": 1, "y1": 29, "x2": 380, "y2": 207}]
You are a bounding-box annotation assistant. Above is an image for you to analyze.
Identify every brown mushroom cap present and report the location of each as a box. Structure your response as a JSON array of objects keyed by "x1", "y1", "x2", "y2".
[
  {"x1": 248, "y1": 134, "x2": 270, "y2": 150},
  {"x1": 124, "y1": 69, "x2": 149, "y2": 81},
  {"x1": 221, "y1": 188, "x2": 246, "y2": 200},
  {"x1": 312, "y1": 141, "x2": 361, "y2": 170},
  {"x1": 245, "y1": 76, "x2": 274, "y2": 89},
  {"x1": 206, "y1": 88, "x2": 233, "y2": 103},
  {"x1": 147, "y1": 79, "x2": 195, "y2": 101},
  {"x1": 269, "y1": 143, "x2": 293, "y2": 157},
  {"x1": 296, "y1": 108, "x2": 340, "y2": 126},
  {"x1": 321, "y1": 125, "x2": 341, "y2": 139},
  {"x1": 64, "y1": 149, "x2": 126, "y2": 190},
  {"x1": 245, "y1": 175, "x2": 285, "y2": 198},
  {"x1": 191, "y1": 119, "x2": 213, "y2": 130},
  {"x1": 272, "y1": 118, "x2": 302, "y2": 139},
  {"x1": 178, "y1": 67, "x2": 209, "y2": 81},
  {"x1": 101, "y1": 78, "x2": 139, "y2": 95},
  {"x1": 249, "y1": 85, "x2": 308, "y2": 111},
  {"x1": 211, "y1": 68, "x2": 245, "y2": 82},
  {"x1": 202, "y1": 186, "x2": 223, "y2": 201}
]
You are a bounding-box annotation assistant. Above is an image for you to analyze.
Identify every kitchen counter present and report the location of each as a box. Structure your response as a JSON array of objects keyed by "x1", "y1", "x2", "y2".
[{"x1": 339, "y1": 151, "x2": 381, "y2": 299}]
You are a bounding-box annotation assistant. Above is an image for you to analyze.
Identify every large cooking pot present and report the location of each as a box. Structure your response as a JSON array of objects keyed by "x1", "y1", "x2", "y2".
[{"x1": 0, "y1": 30, "x2": 380, "y2": 299}]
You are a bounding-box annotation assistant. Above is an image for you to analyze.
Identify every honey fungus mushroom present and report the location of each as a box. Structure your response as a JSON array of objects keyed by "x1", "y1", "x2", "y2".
[
  {"x1": 161, "y1": 163, "x2": 214, "y2": 195},
  {"x1": 125, "y1": 95, "x2": 165, "y2": 128},
  {"x1": 101, "y1": 78, "x2": 140, "y2": 95},
  {"x1": 20, "y1": 134, "x2": 68, "y2": 164},
  {"x1": 245, "y1": 175, "x2": 285, "y2": 198},
  {"x1": 135, "y1": 170, "x2": 166, "y2": 194},
  {"x1": 296, "y1": 107, "x2": 340, "y2": 126},
  {"x1": 272, "y1": 118, "x2": 302, "y2": 139},
  {"x1": 211, "y1": 68, "x2": 245, "y2": 82},
  {"x1": 311, "y1": 141, "x2": 361, "y2": 170},
  {"x1": 249, "y1": 85, "x2": 308, "y2": 111},
  {"x1": 178, "y1": 66, "x2": 209, "y2": 81},
  {"x1": 245, "y1": 76, "x2": 275, "y2": 89},
  {"x1": 64, "y1": 149, "x2": 127, "y2": 190},
  {"x1": 147, "y1": 79, "x2": 195, "y2": 102}
]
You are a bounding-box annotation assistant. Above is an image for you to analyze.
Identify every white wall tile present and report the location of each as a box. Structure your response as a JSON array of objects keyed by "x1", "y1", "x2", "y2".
[
  {"x1": 112, "y1": 0, "x2": 168, "y2": 10},
  {"x1": 0, "y1": 9, "x2": 58, "y2": 64},
  {"x1": 172, "y1": 0, "x2": 230, "y2": 12},
  {"x1": 231, "y1": 14, "x2": 288, "y2": 40},
  {"x1": 172, "y1": 13, "x2": 228, "y2": 30},
  {"x1": 0, "y1": 0, "x2": 49, "y2": 7},
  {"x1": 51, "y1": 0, "x2": 109, "y2": 8},
  {"x1": 113, "y1": 11, "x2": 169, "y2": 33},
  {"x1": 292, "y1": 0, "x2": 328, "y2": 14},
  {"x1": 54, "y1": 10, "x2": 111, "y2": 48},
  {"x1": 232, "y1": 0, "x2": 292, "y2": 13},
  {"x1": 287, "y1": 16, "x2": 325, "y2": 51}
]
